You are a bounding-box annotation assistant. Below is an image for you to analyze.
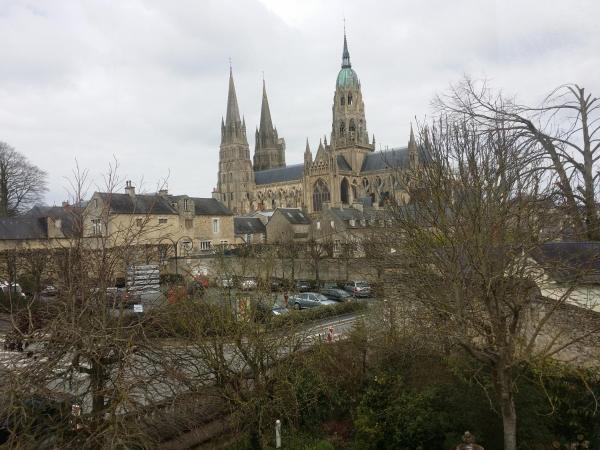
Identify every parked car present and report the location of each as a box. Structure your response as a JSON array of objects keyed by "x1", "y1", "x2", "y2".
[
  {"x1": 295, "y1": 280, "x2": 313, "y2": 292},
  {"x1": 254, "y1": 302, "x2": 290, "y2": 322},
  {"x1": 216, "y1": 277, "x2": 234, "y2": 288},
  {"x1": 40, "y1": 285, "x2": 58, "y2": 297},
  {"x1": 270, "y1": 278, "x2": 291, "y2": 292},
  {"x1": 344, "y1": 280, "x2": 372, "y2": 297},
  {"x1": 239, "y1": 277, "x2": 258, "y2": 291},
  {"x1": 0, "y1": 282, "x2": 26, "y2": 299},
  {"x1": 290, "y1": 292, "x2": 338, "y2": 310},
  {"x1": 271, "y1": 306, "x2": 289, "y2": 316},
  {"x1": 320, "y1": 288, "x2": 352, "y2": 302}
]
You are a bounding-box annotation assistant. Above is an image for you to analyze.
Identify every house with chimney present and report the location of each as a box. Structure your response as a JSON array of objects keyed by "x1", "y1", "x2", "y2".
[{"x1": 84, "y1": 181, "x2": 235, "y2": 254}]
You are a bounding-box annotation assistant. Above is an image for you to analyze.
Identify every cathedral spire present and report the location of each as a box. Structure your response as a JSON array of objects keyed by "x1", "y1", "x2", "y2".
[
  {"x1": 225, "y1": 66, "x2": 241, "y2": 127},
  {"x1": 342, "y1": 31, "x2": 351, "y2": 68},
  {"x1": 259, "y1": 79, "x2": 274, "y2": 137},
  {"x1": 408, "y1": 123, "x2": 417, "y2": 151},
  {"x1": 304, "y1": 138, "x2": 312, "y2": 166}
]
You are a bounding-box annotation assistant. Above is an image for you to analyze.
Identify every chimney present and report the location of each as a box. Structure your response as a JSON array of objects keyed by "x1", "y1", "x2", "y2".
[
  {"x1": 158, "y1": 188, "x2": 168, "y2": 197},
  {"x1": 125, "y1": 180, "x2": 135, "y2": 197}
]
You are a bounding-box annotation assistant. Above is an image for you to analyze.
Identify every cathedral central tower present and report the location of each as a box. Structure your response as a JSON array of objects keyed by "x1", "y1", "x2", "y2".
[{"x1": 331, "y1": 33, "x2": 373, "y2": 151}]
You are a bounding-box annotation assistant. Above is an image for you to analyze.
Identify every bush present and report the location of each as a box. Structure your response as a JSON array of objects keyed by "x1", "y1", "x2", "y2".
[{"x1": 270, "y1": 301, "x2": 367, "y2": 329}]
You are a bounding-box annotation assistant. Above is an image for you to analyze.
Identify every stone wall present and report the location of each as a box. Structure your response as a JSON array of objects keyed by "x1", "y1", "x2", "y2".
[{"x1": 168, "y1": 254, "x2": 379, "y2": 283}]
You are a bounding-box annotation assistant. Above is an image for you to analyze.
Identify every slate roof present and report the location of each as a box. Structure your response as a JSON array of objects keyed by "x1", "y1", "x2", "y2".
[
  {"x1": 234, "y1": 217, "x2": 266, "y2": 235},
  {"x1": 276, "y1": 208, "x2": 311, "y2": 225},
  {"x1": 191, "y1": 198, "x2": 233, "y2": 216},
  {"x1": 327, "y1": 206, "x2": 390, "y2": 224},
  {"x1": 337, "y1": 155, "x2": 352, "y2": 171},
  {"x1": 255, "y1": 164, "x2": 304, "y2": 185},
  {"x1": 533, "y1": 242, "x2": 600, "y2": 284},
  {"x1": 360, "y1": 147, "x2": 430, "y2": 173},
  {"x1": 0, "y1": 217, "x2": 47, "y2": 240},
  {"x1": 23, "y1": 205, "x2": 81, "y2": 238},
  {"x1": 99, "y1": 193, "x2": 177, "y2": 215}
]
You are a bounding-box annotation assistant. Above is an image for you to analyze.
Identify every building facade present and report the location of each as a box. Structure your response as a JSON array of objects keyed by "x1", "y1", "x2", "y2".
[{"x1": 213, "y1": 33, "x2": 425, "y2": 216}]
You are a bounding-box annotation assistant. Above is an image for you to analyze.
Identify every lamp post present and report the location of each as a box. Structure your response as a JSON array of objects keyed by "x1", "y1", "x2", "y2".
[{"x1": 159, "y1": 236, "x2": 193, "y2": 276}]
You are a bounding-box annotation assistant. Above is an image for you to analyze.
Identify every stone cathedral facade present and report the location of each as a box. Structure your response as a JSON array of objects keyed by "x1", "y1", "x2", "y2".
[{"x1": 213, "y1": 33, "x2": 423, "y2": 215}]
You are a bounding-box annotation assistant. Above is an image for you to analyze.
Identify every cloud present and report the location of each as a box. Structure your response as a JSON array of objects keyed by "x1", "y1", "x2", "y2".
[{"x1": 0, "y1": 0, "x2": 598, "y2": 204}]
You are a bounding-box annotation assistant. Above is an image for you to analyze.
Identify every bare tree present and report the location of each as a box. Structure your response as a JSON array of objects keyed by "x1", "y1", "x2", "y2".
[
  {"x1": 435, "y1": 79, "x2": 600, "y2": 240},
  {"x1": 378, "y1": 119, "x2": 600, "y2": 450},
  {"x1": 0, "y1": 142, "x2": 48, "y2": 217},
  {"x1": 305, "y1": 238, "x2": 333, "y2": 285},
  {"x1": 0, "y1": 162, "x2": 183, "y2": 449}
]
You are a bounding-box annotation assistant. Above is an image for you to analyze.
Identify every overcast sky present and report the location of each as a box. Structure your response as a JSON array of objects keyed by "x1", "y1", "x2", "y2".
[{"x1": 1, "y1": 0, "x2": 599, "y2": 204}]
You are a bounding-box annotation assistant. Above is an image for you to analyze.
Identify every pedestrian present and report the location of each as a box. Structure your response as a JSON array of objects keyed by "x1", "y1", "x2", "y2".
[{"x1": 456, "y1": 431, "x2": 484, "y2": 450}]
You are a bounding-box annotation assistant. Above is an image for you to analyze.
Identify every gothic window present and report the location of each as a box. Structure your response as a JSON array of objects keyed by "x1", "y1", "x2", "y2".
[
  {"x1": 340, "y1": 178, "x2": 349, "y2": 204},
  {"x1": 348, "y1": 93, "x2": 353, "y2": 105},
  {"x1": 349, "y1": 119, "x2": 356, "y2": 133},
  {"x1": 339, "y1": 121, "x2": 345, "y2": 134},
  {"x1": 351, "y1": 181, "x2": 358, "y2": 201},
  {"x1": 340, "y1": 95, "x2": 345, "y2": 106},
  {"x1": 312, "y1": 179, "x2": 330, "y2": 212},
  {"x1": 362, "y1": 177, "x2": 369, "y2": 190}
]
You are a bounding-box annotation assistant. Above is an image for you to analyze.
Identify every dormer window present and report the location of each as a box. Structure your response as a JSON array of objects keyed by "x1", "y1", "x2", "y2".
[{"x1": 349, "y1": 219, "x2": 356, "y2": 227}]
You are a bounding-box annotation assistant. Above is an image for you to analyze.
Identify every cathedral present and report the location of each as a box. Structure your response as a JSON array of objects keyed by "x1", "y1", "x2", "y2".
[{"x1": 213, "y1": 33, "x2": 423, "y2": 215}]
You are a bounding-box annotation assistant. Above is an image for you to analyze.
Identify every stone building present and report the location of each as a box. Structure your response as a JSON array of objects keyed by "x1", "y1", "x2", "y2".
[
  {"x1": 85, "y1": 183, "x2": 235, "y2": 254},
  {"x1": 265, "y1": 208, "x2": 312, "y2": 243},
  {"x1": 213, "y1": 32, "x2": 426, "y2": 216}
]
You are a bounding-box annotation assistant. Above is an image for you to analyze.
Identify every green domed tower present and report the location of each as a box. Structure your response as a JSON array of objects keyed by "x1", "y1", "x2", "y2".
[{"x1": 331, "y1": 32, "x2": 373, "y2": 152}]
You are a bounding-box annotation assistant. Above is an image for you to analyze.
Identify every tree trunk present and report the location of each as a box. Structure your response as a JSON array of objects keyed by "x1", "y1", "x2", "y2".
[{"x1": 496, "y1": 365, "x2": 517, "y2": 450}]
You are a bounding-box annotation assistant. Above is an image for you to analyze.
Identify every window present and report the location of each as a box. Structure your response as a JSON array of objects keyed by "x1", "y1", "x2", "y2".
[
  {"x1": 199, "y1": 240, "x2": 212, "y2": 251},
  {"x1": 180, "y1": 240, "x2": 192, "y2": 255},
  {"x1": 330, "y1": 220, "x2": 335, "y2": 229},
  {"x1": 136, "y1": 218, "x2": 143, "y2": 227},
  {"x1": 212, "y1": 218, "x2": 220, "y2": 233},
  {"x1": 312, "y1": 179, "x2": 331, "y2": 212},
  {"x1": 91, "y1": 218, "x2": 102, "y2": 236},
  {"x1": 245, "y1": 234, "x2": 252, "y2": 244},
  {"x1": 185, "y1": 219, "x2": 193, "y2": 229},
  {"x1": 348, "y1": 93, "x2": 353, "y2": 105},
  {"x1": 159, "y1": 218, "x2": 167, "y2": 224},
  {"x1": 184, "y1": 199, "x2": 190, "y2": 211},
  {"x1": 93, "y1": 198, "x2": 98, "y2": 209},
  {"x1": 334, "y1": 239, "x2": 341, "y2": 253},
  {"x1": 316, "y1": 221, "x2": 321, "y2": 230}
]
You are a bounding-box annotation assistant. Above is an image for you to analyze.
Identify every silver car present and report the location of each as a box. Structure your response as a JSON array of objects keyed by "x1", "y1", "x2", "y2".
[
  {"x1": 290, "y1": 292, "x2": 338, "y2": 310},
  {"x1": 344, "y1": 280, "x2": 372, "y2": 298}
]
